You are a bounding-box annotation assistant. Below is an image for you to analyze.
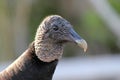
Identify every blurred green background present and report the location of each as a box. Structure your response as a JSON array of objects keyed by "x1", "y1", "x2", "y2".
[{"x1": 0, "y1": 0, "x2": 120, "y2": 61}]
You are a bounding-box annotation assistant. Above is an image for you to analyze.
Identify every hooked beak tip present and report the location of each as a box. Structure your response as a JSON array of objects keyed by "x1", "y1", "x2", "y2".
[{"x1": 75, "y1": 39, "x2": 88, "y2": 52}]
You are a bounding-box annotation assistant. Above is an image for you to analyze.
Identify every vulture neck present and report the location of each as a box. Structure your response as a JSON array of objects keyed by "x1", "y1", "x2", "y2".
[
  {"x1": 0, "y1": 42, "x2": 58, "y2": 80},
  {"x1": 35, "y1": 33, "x2": 64, "y2": 62}
]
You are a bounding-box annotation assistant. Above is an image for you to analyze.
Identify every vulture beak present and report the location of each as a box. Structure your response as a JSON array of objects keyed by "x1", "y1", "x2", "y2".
[{"x1": 69, "y1": 28, "x2": 88, "y2": 52}]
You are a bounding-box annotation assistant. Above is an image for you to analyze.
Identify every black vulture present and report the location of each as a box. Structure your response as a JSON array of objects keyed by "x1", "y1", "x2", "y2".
[{"x1": 0, "y1": 15, "x2": 87, "y2": 80}]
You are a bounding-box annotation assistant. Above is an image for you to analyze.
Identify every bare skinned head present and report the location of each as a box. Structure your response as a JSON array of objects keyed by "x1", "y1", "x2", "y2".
[{"x1": 34, "y1": 15, "x2": 87, "y2": 62}]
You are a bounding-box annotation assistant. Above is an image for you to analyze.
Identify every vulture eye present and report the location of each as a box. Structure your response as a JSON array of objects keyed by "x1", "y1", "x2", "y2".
[{"x1": 53, "y1": 25, "x2": 59, "y2": 31}]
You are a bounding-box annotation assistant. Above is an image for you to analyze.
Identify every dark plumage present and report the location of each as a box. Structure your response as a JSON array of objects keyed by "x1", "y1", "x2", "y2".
[
  {"x1": 0, "y1": 42, "x2": 58, "y2": 80},
  {"x1": 0, "y1": 15, "x2": 87, "y2": 80}
]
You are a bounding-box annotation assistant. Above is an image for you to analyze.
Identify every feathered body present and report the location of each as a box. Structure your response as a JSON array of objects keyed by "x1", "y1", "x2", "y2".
[{"x1": 0, "y1": 42, "x2": 58, "y2": 80}]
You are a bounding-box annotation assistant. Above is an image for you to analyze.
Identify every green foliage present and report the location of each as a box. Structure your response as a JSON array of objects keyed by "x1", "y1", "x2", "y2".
[
  {"x1": 80, "y1": 11, "x2": 119, "y2": 53},
  {"x1": 109, "y1": 0, "x2": 120, "y2": 14},
  {"x1": 29, "y1": 0, "x2": 59, "y2": 42},
  {"x1": 81, "y1": 11, "x2": 109, "y2": 43}
]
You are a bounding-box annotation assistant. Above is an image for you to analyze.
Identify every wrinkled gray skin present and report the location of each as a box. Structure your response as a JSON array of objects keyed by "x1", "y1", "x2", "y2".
[{"x1": 35, "y1": 15, "x2": 83, "y2": 62}]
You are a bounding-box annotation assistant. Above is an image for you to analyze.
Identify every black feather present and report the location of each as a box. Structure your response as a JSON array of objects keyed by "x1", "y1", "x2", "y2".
[{"x1": 0, "y1": 42, "x2": 58, "y2": 80}]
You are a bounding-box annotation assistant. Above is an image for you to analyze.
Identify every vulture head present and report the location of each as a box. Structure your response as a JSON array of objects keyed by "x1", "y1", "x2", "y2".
[{"x1": 35, "y1": 15, "x2": 87, "y2": 62}]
